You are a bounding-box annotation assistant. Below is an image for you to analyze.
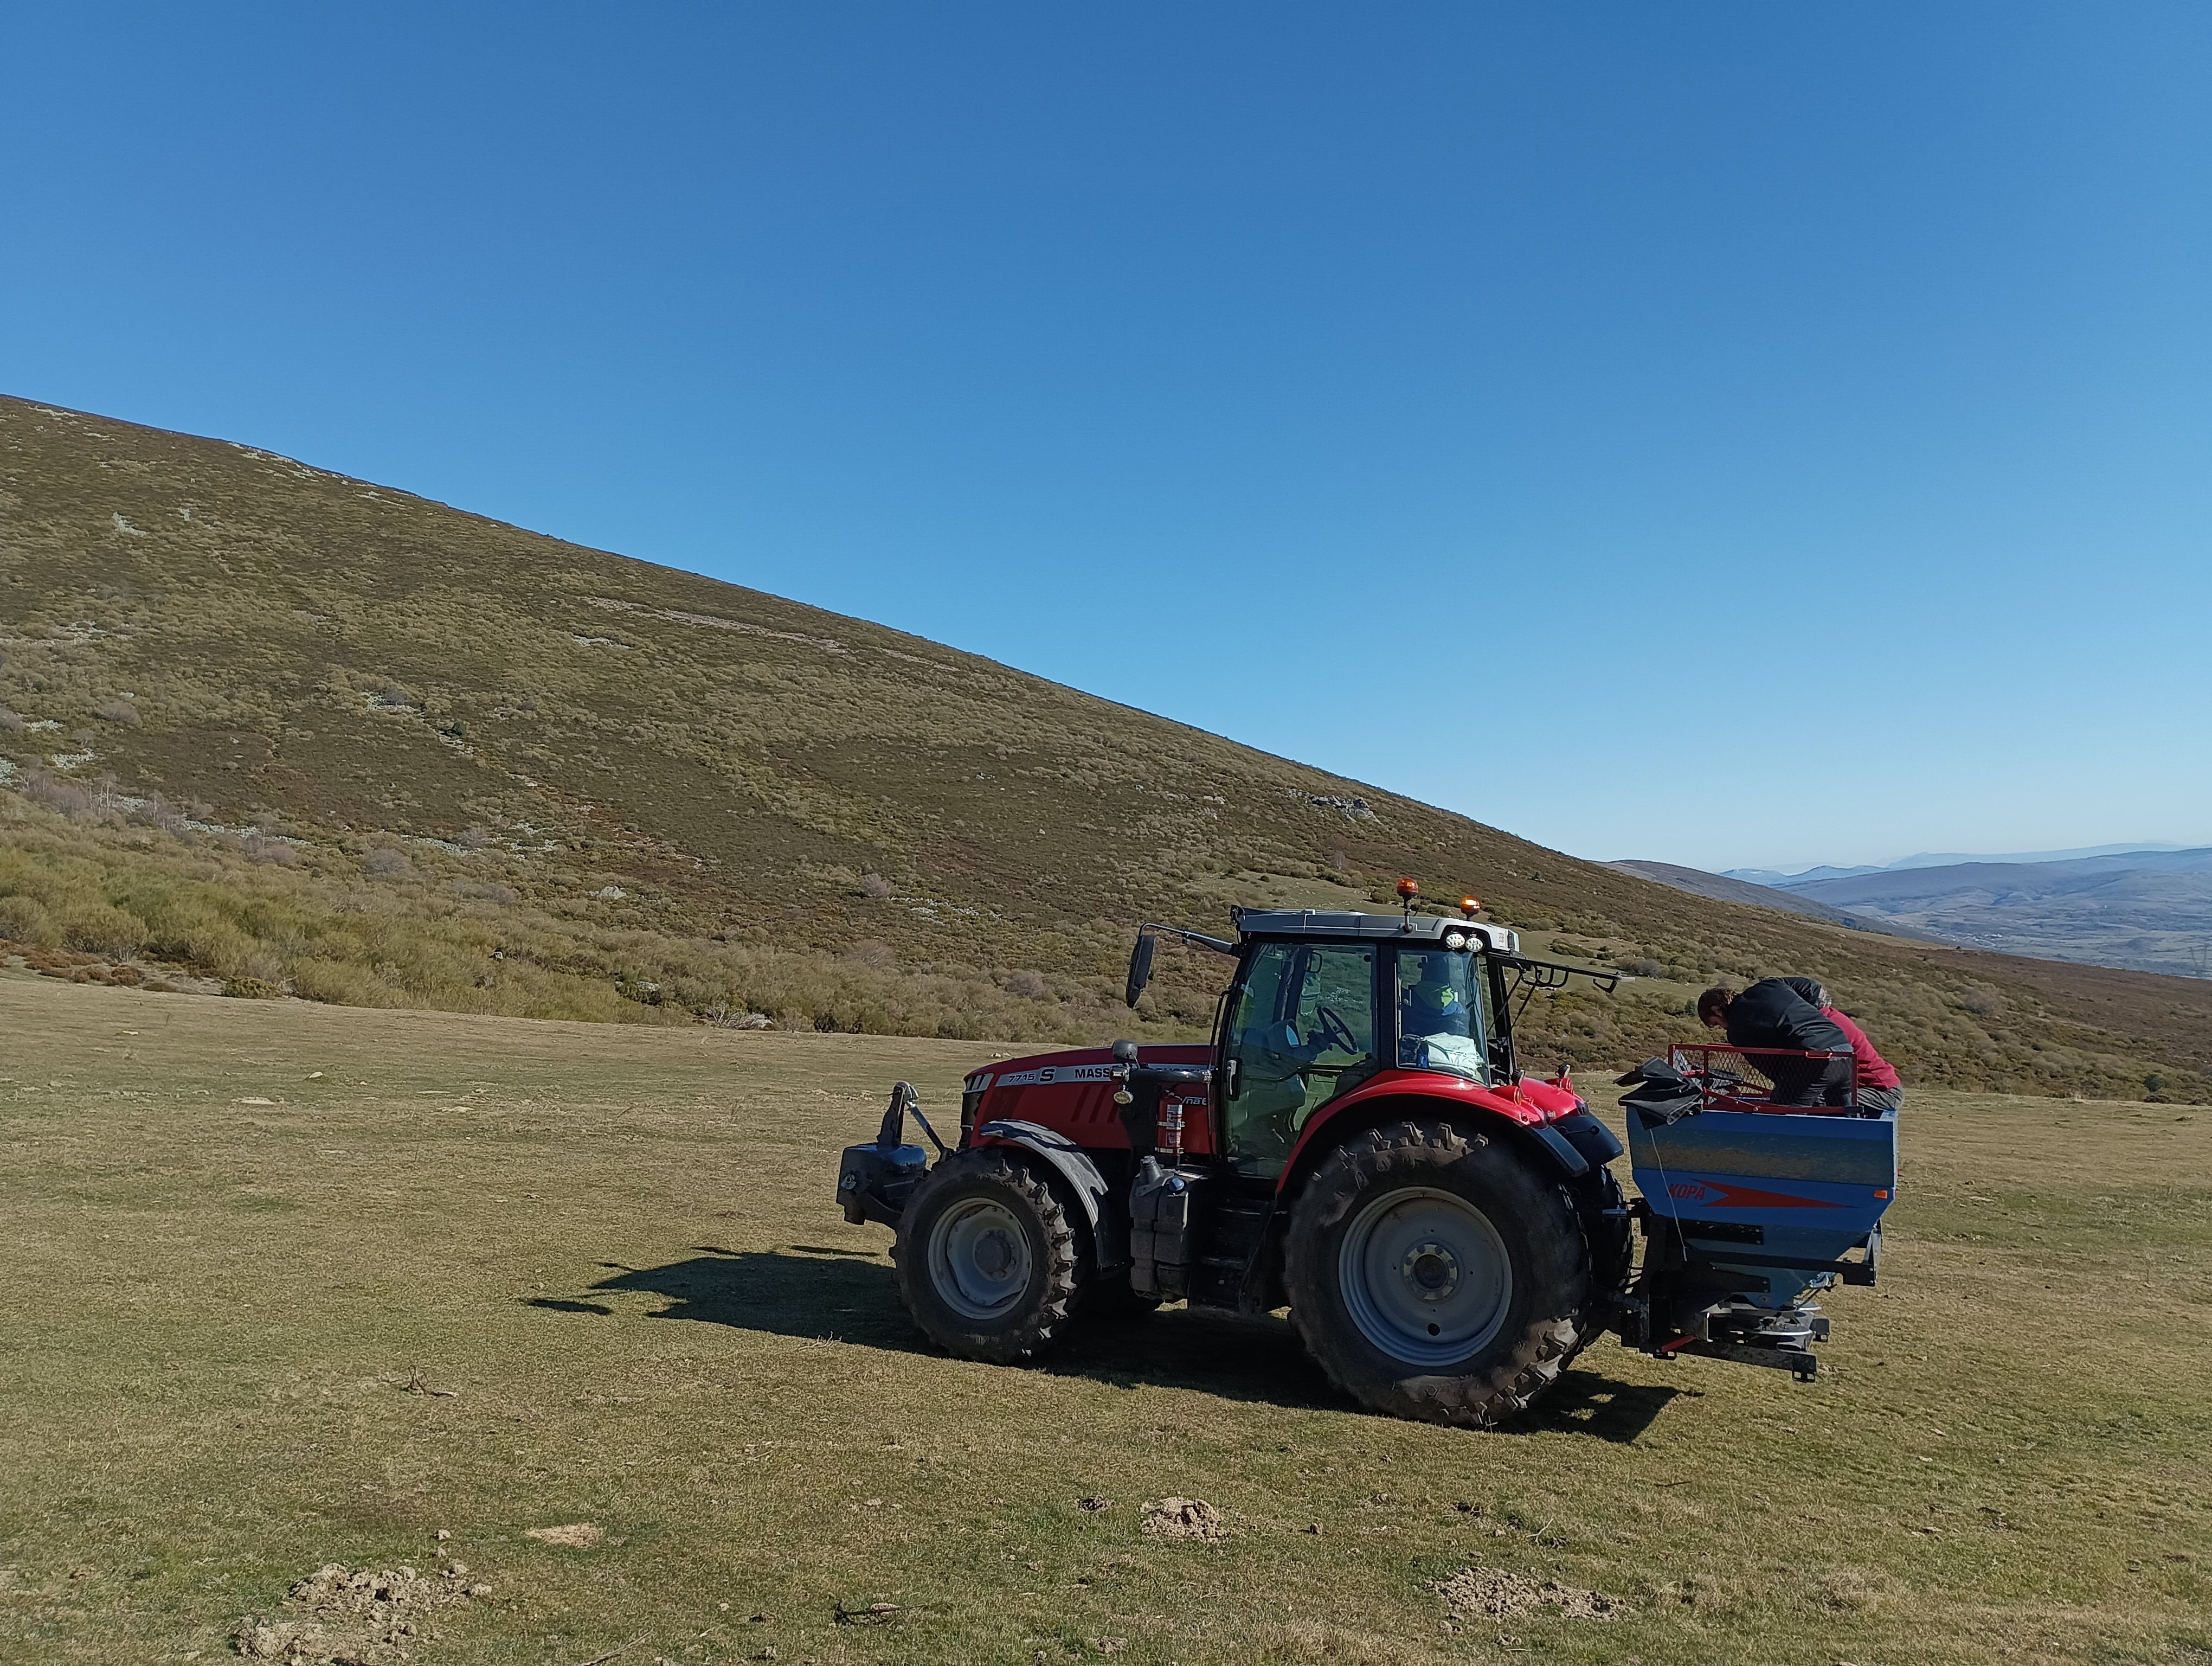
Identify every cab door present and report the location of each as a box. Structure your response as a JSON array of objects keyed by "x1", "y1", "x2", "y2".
[{"x1": 1218, "y1": 941, "x2": 1378, "y2": 1178}]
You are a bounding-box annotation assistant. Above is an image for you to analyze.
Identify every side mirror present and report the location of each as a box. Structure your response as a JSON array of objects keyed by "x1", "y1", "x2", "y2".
[{"x1": 1124, "y1": 930, "x2": 1157, "y2": 1009}]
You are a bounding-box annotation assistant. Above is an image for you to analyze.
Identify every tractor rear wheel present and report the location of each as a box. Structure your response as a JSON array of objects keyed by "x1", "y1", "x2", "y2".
[
  {"x1": 893, "y1": 1150, "x2": 1083, "y2": 1363},
  {"x1": 1284, "y1": 1119, "x2": 1592, "y2": 1428}
]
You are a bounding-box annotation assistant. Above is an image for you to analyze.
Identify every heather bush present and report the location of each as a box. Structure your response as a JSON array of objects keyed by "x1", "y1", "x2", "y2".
[
  {"x1": 0, "y1": 893, "x2": 57, "y2": 944},
  {"x1": 241, "y1": 835, "x2": 300, "y2": 867},
  {"x1": 21, "y1": 770, "x2": 94, "y2": 817}
]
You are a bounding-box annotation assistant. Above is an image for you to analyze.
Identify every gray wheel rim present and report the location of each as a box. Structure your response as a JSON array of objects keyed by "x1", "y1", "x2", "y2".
[
  {"x1": 927, "y1": 1197, "x2": 1034, "y2": 1322},
  {"x1": 1338, "y1": 1186, "x2": 1512, "y2": 1367}
]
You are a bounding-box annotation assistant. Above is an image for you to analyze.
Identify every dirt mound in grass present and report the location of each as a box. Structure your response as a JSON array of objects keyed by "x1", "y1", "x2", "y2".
[
  {"x1": 1141, "y1": 1497, "x2": 1227, "y2": 1541},
  {"x1": 1435, "y1": 1562, "x2": 1621, "y2": 1623},
  {"x1": 233, "y1": 1562, "x2": 492, "y2": 1663}
]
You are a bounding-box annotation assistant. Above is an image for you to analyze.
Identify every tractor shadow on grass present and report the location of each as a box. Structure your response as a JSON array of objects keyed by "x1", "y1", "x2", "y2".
[{"x1": 538, "y1": 1249, "x2": 1678, "y2": 1440}]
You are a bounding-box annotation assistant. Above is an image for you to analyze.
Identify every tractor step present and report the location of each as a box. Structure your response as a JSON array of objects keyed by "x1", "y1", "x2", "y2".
[{"x1": 1186, "y1": 1196, "x2": 1275, "y2": 1311}]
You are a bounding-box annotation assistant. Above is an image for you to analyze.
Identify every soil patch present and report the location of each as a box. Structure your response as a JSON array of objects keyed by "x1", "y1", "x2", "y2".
[
  {"x1": 1140, "y1": 1497, "x2": 1227, "y2": 1541},
  {"x1": 233, "y1": 1562, "x2": 492, "y2": 1663},
  {"x1": 1435, "y1": 1563, "x2": 1621, "y2": 1623}
]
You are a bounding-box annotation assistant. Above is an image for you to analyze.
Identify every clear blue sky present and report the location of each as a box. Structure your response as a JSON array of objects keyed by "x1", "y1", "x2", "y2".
[{"x1": 4, "y1": 4, "x2": 2207, "y2": 872}]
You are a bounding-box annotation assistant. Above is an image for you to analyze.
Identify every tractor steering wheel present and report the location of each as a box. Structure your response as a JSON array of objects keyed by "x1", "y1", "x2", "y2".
[{"x1": 1311, "y1": 1004, "x2": 1360, "y2": 1056}]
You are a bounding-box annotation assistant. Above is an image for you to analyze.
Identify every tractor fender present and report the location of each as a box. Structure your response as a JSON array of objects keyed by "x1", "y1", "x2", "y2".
[
  {"x1": 1278, "y1": 1086, "x2": 1597, "y2": 1205},
  {"x1": 972, "y1": 1119, "x2": 1128, "y2": 1271}
]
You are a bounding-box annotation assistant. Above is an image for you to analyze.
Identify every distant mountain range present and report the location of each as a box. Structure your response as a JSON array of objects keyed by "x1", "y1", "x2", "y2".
[
  {"x1": 1631, "y1": 847, "x2": 2212, "y2": 981},
  {"x1": 1725, "y1": 843, "x2": 2196, "y2": 886},
  {"x1": 1603, "y1": 861, "x2": 1923, "y2": 937}
]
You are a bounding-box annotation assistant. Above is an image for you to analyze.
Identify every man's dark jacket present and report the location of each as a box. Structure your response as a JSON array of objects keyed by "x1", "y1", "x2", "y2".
[{"x1": 1724, "y1": 977, "x2": 1854, "y2": 1105}]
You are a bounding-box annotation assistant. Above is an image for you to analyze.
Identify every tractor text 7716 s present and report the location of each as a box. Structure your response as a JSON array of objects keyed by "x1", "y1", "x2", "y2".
[{"x1": 834, "y1": 888, "x2": 1898, "y2": 1427}]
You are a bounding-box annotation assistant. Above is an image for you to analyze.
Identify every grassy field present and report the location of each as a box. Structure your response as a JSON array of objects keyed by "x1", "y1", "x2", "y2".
[{"x1": 4, "y1": 975, "x2": 2209, "y2": 1666}]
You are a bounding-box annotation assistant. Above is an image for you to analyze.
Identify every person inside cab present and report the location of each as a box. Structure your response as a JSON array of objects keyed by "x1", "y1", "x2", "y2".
[{"x1": 1397, "y1": 950, "x2": 1487, "y2": 1081}]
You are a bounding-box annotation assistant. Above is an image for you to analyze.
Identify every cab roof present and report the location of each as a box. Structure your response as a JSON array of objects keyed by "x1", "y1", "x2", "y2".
[{"x1": 1231, "y1": 908, "x2": 1521, "y2": 954}]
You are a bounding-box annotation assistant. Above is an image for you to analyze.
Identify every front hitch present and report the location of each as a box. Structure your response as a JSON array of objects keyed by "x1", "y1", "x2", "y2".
[{"x1": 835, "y1": 1081, "x2": 938, "y2": 1227}]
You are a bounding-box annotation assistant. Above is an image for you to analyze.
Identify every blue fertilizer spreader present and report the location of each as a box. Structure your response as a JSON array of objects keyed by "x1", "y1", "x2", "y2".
[{"x1": 1615, "y1": 1046, "x2": 1897, "y2": 1380}]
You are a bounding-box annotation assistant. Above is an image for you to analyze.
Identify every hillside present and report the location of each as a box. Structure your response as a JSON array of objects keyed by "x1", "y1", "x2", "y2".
[{"x1": 2, "y1": 393, "x2": 2208, "y2": 1100}]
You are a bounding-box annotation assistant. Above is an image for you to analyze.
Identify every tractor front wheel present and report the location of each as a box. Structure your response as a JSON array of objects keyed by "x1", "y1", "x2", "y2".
[
  {"x1": 893, "y1": 1150, "x2": 1083, "y2": 1363},
  {"x1": 1284, "y1": 1120, "x2": 1592, "y2": 1427}
]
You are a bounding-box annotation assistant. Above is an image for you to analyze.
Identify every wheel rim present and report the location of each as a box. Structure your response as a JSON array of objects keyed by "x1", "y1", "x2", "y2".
[
  {"x1": 927, "y1": 1197, "x2": 1034, "y2": 1322},
  {"x1": 1338, "y1": 1186, "x2": 1512, "y2": 1366}
]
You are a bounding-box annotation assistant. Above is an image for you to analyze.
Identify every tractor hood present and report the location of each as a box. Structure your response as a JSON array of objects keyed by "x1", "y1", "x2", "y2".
[{"x1": 964, "y1": 1042, "x2": 1213, "y2": 1154}]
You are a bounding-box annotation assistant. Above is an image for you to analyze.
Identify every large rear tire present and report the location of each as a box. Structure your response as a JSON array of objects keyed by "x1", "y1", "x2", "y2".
[
  {"x1": 1284, "y1": 1120, "x2": 1592, "y2": 1427},
  {"x1": 893, "y1": 1150, "x2": 1083, "y2": 1363}
]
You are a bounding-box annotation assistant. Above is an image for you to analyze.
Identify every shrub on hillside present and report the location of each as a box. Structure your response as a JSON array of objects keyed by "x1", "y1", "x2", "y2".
[
  {"x1": 0, "y1": 894, "x2": 56, "y2": 944},
  {"x1": 132, "y1": 794, "x2": 191, "y2": 836},
  {"x1": 241, "y1": 835, "x2": 299, "y2": 867},
  {"x1": 0, "y1": 709, "x2": 22, "y2": 733},
  {"x1": 93, "y1": 699, "x2": 141, "y2": 726},
  {"x1": 363, "y1": 848, "x2": 414, "y2": 881},
  {"x1": 21, "y1": 770, "x2": 95, "y2": 818},
  {"x1": 60, "y1": 901, "x2": 146, "y2": 958}
]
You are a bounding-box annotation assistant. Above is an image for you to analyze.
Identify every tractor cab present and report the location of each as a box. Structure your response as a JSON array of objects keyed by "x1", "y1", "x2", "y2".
[
  {"x1": 833, "y1": 890, "x2": 1896, "y2": 1428},
  {"x1": 1135, "y1": 904, "x2": 1606, "y2": 1184}
]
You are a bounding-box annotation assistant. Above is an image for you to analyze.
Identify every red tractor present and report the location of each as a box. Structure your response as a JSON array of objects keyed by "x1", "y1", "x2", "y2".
[{"x1": 835, "y1": 892, "x2": 1895, "y2": 1426}]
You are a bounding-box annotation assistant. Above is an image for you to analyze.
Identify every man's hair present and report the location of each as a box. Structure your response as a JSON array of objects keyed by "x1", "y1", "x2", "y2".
[{"x1": 1696, "y1": 986, "x2": 1735, "y2": 1023}]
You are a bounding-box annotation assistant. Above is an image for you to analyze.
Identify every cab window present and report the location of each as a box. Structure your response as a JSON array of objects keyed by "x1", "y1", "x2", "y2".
[
  {"x1": 1394, "y1": 947, "x2": 1490, "y2": 1084},
  {"x1": 1223, "y1": 943, "x2": 1377, "y2": 1177}
]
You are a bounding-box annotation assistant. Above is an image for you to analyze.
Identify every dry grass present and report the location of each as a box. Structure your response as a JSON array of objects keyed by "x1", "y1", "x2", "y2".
[{"x1": 2, "y1": 972, "x2": 2207, "y2": 1664}]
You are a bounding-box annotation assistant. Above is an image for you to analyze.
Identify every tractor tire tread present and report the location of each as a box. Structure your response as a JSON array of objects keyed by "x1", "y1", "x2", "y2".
[
  {"x1": 893, "y1": 1149, "x2": 1083, "y2": 1364},
  {"x1": 1284, "y1": 1119, "x2": 1594, "y2": 1428}
]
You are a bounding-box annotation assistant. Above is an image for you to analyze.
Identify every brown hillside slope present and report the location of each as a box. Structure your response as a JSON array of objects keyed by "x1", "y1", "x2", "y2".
[{"x1": 1, "y1": 393, "x2": 2205, "y2": 1099}]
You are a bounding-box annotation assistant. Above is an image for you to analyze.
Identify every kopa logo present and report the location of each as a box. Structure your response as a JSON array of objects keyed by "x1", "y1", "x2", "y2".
[{"x1": 1668, "y1": 1182, "x2": 1713, "y2": 1202}]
